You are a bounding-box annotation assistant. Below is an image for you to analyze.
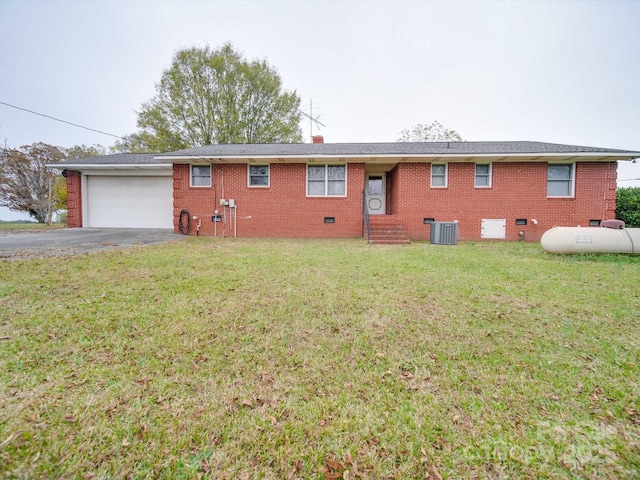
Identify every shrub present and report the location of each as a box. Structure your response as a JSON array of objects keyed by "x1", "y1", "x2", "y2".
[{"x1": 616, "y1": 187, "x2": 640, "y2": 227}]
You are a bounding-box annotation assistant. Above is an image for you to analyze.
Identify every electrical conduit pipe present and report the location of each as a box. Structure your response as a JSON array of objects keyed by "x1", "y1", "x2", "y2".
[{"x1": 193, "y1": 216, "x2": 202, "y2": 236}]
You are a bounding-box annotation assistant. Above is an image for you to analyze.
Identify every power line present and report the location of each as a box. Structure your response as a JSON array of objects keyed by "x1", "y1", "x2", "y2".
[
  {"x1": 2, "y1": 100, "x2": 320, "y2": 143},
  {"x1": 0, "y1": 101, "x2": 124, "y2": 140}
]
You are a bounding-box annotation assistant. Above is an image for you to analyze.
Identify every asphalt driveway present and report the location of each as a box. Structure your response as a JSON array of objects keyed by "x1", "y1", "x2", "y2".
[{"x1": 0, "y1": 228, "x2": 182, "y2": 259}]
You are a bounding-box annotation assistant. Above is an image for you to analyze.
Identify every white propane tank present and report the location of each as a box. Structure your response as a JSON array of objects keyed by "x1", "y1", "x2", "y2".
[{"x1": 541, "y1": 226, "x2": 640, "y2": 254}]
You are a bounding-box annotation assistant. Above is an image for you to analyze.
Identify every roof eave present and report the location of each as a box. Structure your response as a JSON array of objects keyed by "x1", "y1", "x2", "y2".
[
  {"x1": 46, "y1": 163, "x2": 172, "y2": 170},
  {"x1": 153, "y1": 152, "x2": 640, "y2": 163}
]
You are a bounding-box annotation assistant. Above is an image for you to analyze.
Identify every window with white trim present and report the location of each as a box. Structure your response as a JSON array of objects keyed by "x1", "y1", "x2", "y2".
[
  {"x1": 191, "y1": 165, "x2": 211, "y2": 187},
  {"x1": 547, "y1": 164, "x2": 574, "y2": 197},
  {"x1": 248, "y1": 165, "x2": 269, "y2": 187},
  {"x1": 475, "y1": 163, "x2": 491, "y2": 187},
  {"x1": 307, "y1": 165, "x2": 346, "y2": 196},
  {"x1": 431, "y1": 163, "x2": 447, "y2": 187}
]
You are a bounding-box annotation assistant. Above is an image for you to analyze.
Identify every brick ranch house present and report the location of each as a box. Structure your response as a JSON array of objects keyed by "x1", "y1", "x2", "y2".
[{"x1": 49, "y1": 140, "x2": 640, "y2": 243}]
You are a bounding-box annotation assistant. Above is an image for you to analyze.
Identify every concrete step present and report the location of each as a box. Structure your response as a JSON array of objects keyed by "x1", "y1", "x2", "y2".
[
  {"x1": 369, "y1": 218, "x2": 400, "y2": 225},
  {"x1": 370, "y1": 226, "x2": 403, "y2": 231},
  {"x1": 367, "y1": 215, "x2": 410, "y2": 244}
]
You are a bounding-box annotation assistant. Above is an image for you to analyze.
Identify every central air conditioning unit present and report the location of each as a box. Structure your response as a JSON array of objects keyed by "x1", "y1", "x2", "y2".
[{"x1": 430, "y1": 221, "x2": 458, "y2": 245}]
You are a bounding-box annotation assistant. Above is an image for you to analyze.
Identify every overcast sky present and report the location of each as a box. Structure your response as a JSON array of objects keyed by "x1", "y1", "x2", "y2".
[{"x1": 1, "y1": 0, "x2": 639, "y2": 220}]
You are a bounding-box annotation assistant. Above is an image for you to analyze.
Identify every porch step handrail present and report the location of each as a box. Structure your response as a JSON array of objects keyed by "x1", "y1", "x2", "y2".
[{"x1": 363, "y1": 189, "x2": 371, "y2": 242}]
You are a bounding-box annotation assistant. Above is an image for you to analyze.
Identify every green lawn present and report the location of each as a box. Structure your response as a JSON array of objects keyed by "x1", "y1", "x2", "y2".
[
  {"x1": 1, "y1": 239, "x2": 639, "y2": 479},
  {"x1": 0, "y1": 222, "x2": 64, "y2": 231}
]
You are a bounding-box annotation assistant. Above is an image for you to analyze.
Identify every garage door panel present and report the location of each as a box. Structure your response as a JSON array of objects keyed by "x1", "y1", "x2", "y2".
[{"x1": 87, "y1": 176, "x2": 173, "y2": 228}]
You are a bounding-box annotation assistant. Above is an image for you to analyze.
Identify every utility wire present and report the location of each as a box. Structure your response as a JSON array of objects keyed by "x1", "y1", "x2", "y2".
[
  {"x1": 0, "y1": 101, "x2": 124, "y2": 140},
  {"x1": 2, "y1": 100, "x2": 319, "y2": 143}
]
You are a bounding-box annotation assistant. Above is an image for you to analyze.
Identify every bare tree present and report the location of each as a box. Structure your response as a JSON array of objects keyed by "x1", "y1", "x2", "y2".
[{"x1": 397, "y1": 121, "x2": 463, "y2": 142}]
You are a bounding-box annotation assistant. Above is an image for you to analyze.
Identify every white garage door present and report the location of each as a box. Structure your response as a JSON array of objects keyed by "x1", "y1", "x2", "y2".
[{"x1": 86, "y1": 176, "x2": 173, "y2": 228}]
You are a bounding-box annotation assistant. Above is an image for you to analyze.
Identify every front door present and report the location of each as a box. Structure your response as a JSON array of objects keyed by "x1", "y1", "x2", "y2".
[{"x1": 366, "y1": 174, "x2": 386, "y2": 215}]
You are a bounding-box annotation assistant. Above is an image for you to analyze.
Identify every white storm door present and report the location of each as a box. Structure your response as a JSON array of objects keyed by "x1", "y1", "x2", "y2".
[{"x1": 366, "y1": 174, "x2": 386, "y2": 215}]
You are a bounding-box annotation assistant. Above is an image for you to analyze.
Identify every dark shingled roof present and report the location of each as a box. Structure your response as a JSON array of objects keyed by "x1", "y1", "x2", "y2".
[
  {"x1": 52, "y1": 153, "x2": 159, "y2": 165},
  {"x1": 156, "y1": 141, "x2": 640, "y2": 158},
  {"x1": 47, "y1": 142, "x2": 640, "y2": 167}
]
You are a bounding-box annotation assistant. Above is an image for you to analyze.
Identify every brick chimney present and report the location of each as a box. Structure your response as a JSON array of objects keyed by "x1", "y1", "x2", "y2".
[{"x1": 312, "y1": 135, "x2": 324, "y2": 144}]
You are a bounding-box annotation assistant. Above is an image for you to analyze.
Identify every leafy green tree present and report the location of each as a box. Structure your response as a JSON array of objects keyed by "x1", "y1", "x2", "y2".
[
  {"x1": 616, "y1": 187, "x2": 640, "y2": 227},
  {"x1": 53, "y1": 176, "x2": 67, "y2": 211},
  {"x1": 0, "y1": 143, "x2": 64, "y2": 224},
  {"x1": 397, "y1": 121, "x2": 463, "y2": 142},
  {"x1": 116, "y1": 43, "x2": 303, "y2": 152}
]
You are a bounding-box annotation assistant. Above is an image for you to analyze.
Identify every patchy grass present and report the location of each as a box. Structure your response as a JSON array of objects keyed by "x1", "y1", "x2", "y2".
[
  {"x1": 1, "y1": 239, "x2": 639, "y2": 479},
  {"x1": 0, "y1": 222, "x2": 64, "y2": 232}
]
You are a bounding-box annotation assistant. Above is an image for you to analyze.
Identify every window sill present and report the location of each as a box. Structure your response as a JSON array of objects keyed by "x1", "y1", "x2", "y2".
[{"x1": 306, "y1": 195, "x2": 348, "y2": 198}]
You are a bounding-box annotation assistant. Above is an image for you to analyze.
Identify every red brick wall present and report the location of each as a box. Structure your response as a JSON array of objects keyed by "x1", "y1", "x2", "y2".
[
  {"x1": 65, "y1": 170, "x2": 82, "y2": 228},
  {"x1": 173, "y1": 163, "x2": 366, "y2": 238},
  {"x1": 392, "y1": 162, "x2": 617, "y2": 242},
  {"x1": 67, "y1": 161, "x2": 618, "y2": 242}
]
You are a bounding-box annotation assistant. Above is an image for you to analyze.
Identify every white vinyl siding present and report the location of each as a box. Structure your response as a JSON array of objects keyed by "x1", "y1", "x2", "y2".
[
  {"x1": 248, "y1": 165, "x2": 270, "y2": 187},
  {"x1": 307, "y1": 165, "x2": 346, "y2": 196},
  {"x1": 547, "y1": 164, "x2": 574, "y2": 197},
  {"x1": 191, "y1": 165, "x2": 211, "y2": 187},
  {"x1": 431, "y1": 163, "x2": 447, "y2": 188},
  {"x1": 475, "y1": 163, "x2": 492, "y2": 187}
]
